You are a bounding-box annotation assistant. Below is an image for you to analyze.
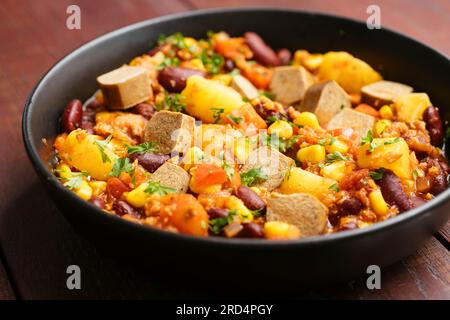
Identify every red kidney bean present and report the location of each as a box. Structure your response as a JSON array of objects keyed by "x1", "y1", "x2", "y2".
[
  {"x1": 129, "y1": 153, "x2": 170, "y2": 173},
  {"x1": 430, "y1": 173, "x2": 448, "y2": 195},
  {"x1": 61, "y1": 99, "x2": 82, "y2": 133},
  {"x1": 207, "y1": 207, "x2": 229, "y2": 219},
  {"x1": 423, "y1": 106, "x2": 444, "y2": 146},
  {"x1": 114, "y1": 200, "x2": 140, "y2": 218},
  {"x1": 277, "y1": 48, "x2": 292, "y2": 66},
  {"x1": 244, "y1": 32, "x2": 280, "y2": 67},
  {"x1": 89, "y1": 196, "x2": 105, "y2": 209},
  {"x1": 377, "y1": 170, "x2": 412, "y2": 212},
  {"x1": 239, "y1": 222, "x2": 264, "y2": 238},
  {"x1": 224, "y1": 59, "x2": 236, "y2": 72},
  {"x1": 130, "y1": 103, "x2": 156, "y2": 120},
  {"x1": 157, "y1": 67, "x2": 206, "y2": 93},
  {"x1": 410, "y1": 195, "x2": 425, "y2": 208},
  {"x1": 106, "y1": 178, "x2": 130, "y2": 200},
  {"x1": 439, "y1": 159, "x2": 450, "y2": 175},
  {"x1": 80, "y1": 106, "x2": 96, "y2": 134},
  {"x1": 339, "y1": 197, "x2": 364, "y2": 215},
  {"x1": 233, "y1": 186, "x2": 266, "y2": 211},
  {"x1": 253, "y1": 101, "x2": 281, "y2": 121},
  {"x1": 148, "y1": 44, "x2": 164, "y2": 57}
]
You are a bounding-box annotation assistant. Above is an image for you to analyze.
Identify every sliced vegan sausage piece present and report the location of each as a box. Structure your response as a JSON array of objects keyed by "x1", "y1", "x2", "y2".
[
  {"x1": 327, "y1": 108, "x2": 375, "y2": 139},
  {"x1": 266, "y1": 193, "x2": 328, "y2": 237},
  {"x1": 149, "y1": 162, "x2": 190, "y2": 193},
  {"x1": 299, "y1": 80, "x2": 351, "y2": 126},
  {"x1": 244, "y1": 32, "x2": 280, "y2": 67},
  {"x1": 240, "y1": 146, "x2": 295, "y2": 191},
  {"x1": 231, "y1": 74, "x2": 259, "y2": 100},
  {"x1": 361, "y1": 80, "x2": 413, "y2": 109},
  {"x1": 144, "y1": 110, "x2": 195, "y2": 155},
  {"x1": 97, "y1": 65, "x2": 152, "y2": 110},
  {"x1": 269, "y1": 66, "x2": 315, "y2": 105}
]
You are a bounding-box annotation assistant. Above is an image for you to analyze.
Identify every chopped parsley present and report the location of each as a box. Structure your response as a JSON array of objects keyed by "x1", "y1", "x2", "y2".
[
  {"x1": 226, "y1": 114, "x2": 243, "y2": 125},
  {"x1": 328, "y1": 183, "x2": 340, "y2": 192},
  {"x1": 325, "y1": 151, "x2": 350, "y2": 163},
  {"x1": 200, "y1": 50, "x2": 224, "y2": 74},
  {"x1": 209, "y1": 210, "x2": 237, "y2": 234},
  {"x1": 260, "y1": 91, "x2": 275, "y2": 99},
  {"x1": 57, "y1": 171, "x2": 89, "y2": 190},
  {"x1": 229, "y1": 69, "x2": 240, "y2": 77},
  {"x1": 360, "y1": 130, "x2": 400, "y2": 153},
  {"x1": 144, "y1": 181, "x2": 176, "y2": 196},
  {"x1": 240, "y1": 168, "x2": 268, "y2": 187},
  {"x1": 155, "y1": 56, "x2": 180, "y2": 70},
  {"x1": 126, "y1": 141, "x2": 158, "y2": 154},
  {"x1": 266, "y1": 116, "x2": 279, "y2": 124},
  {"x1": 210, "y1": 107, "x2": 225, "y2": 123},
  {"x1": 318, "y1": 137, "x2": 336, "y2": 146},
  {"x1": 157, "y1": 32, "x2": 187, "y2": 49},
  {"x1": 109, "y1": 158, "x2": 134, "y2": 177},
  {"x1": 158, "y1": 94, "x2": 186, "y2": 112},
  {"x1": 369, "y1": 168, "x2": 385, "y2": 180},
  {"x1": 94, "y1": 135, "x2": 113, "y2": 163},
  {"x1": 222, "y1": 162, "x2": 234, "y2": 180}
]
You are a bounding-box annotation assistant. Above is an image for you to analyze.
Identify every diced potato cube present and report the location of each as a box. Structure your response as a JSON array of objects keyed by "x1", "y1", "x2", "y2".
[
  {"x1": 75, "y1": 180, "x2": 93, "y2": 201},
  {"x1": 394, "y1": 93, "x2": 432, "y2": 123},
  {"x1": 264, "y1": 221, "x2": 301, "y2": 240},
  {"x1": 294, "y1": 112, "x2": 320, "y2": 129},
  {"x1": 325, "y1": 139, "x2": 349, "y2": 154},
  {"x1": 279, "y1": 167, "x2": 336, "y2": 199},
  {"x1": 320, "y1": 161, "x2": 348, "y2": 181},
  {"x1": 357, "y1": 137, "x2": 411, "y2": 179},
  {"x1": 268, "y1": 120, "x2": 293, "y2": 139}
]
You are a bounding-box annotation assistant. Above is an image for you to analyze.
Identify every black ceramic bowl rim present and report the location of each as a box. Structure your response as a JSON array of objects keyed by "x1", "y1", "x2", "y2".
[{"x1": 22, "y1": 7, "x2": 450, "y2": 248}]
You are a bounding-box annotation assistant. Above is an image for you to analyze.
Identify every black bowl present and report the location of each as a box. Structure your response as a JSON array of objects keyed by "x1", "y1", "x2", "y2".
[{"x1": 22, "y1": 8, "x2": 450, "y2": 289}]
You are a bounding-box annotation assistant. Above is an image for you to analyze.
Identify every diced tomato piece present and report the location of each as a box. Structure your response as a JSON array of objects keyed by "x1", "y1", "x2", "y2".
[
  {"x1": 193, "y1": 164, "x2": 228, "y2": 189},
  {"x1": 106, "y1": 177, "x2": 130, "y2": 199},
  {"x1": 355, "y1": 104, "x2": 380, "y2": 118}
]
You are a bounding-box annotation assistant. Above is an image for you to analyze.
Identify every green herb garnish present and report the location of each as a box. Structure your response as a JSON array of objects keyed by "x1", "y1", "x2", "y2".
[
  {"x1": 109, "y1": 158, "x2": 134, "y2": 177},
  {"x1": 126, "y1": 142, "x2": 158, "y2": 154},
  {"x1": 94, "y1": 135, "x2": 113, "y2": 163},
  {"x1": 370, "y1": 168, "x2": 385, "y2": 180},
  {"x1": 328, "y1": 183, "x2": 340, "y2": 192},
  {"x1": 325, "y1": 151, "x2": 350, "y2": 163},
  {"x1": 240, "y1": 168, "x2": 268, "y2": 187},
  {"x1": 201, "y1": 50, "x2": 224, "y2": 74},
  {"x1": 210, "y1": 107, "x2": 225, "y2": 123},
  {"x1": 158, "y1": 94, "x2": 186, "y2": 112},
  {"x1": 260, "y1": 91, "x2": 275, "y2": 100},
  {"x1": 144, "y1": 181, "x2": 176, "y2": 196},
  {"x1": 223, "y1": 162, "x2": 234, "y2": 180},
  {"x1": 226, "y1": 114, "x2": 243, "y2": 125},
  {"x1": 56, "y1": 171, "x2": 89, "y2": 190},
  {"x1": 209, "y1": 210, "x2": 237, "y2": 234},
  {"x1": 318, "y1": 137, "x2": 336, "y2": 146}
]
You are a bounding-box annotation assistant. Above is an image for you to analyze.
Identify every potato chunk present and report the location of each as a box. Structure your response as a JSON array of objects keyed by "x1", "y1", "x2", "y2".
[
  {"x1": 240, "y1": 146, "x2": 295, "y2": 191},
  {"x1": 361, "y1": 80, "x2": 413, "y2": 109},
  {"x1": 97, "y1": 65, "x2": 152, "y2": 110},
  {"x1": 299, "y1": 80, "x2": 351, "y2": 126},
  {"x1": 57, "y1": 129, "x2": 118, "y2": 180},
  {"x1": 267, "y1": 193, "x2": 328, "y2": 237},
  {"x1": 144, "y1": 110, "x2": 195, "y2": 155},
  {"x1": 269, "y1": 66, "x2": 314, "y2": 105},
  {"x1": 318, "y1": 51, "x2": 382, "y2": 94},
  {"x1": 393, "y1": 93, "x2": 432, "y2": 123},
  {"x1": 327, "y1": 108, "x2": 375, "y2": 139},
  {"x1": 279, "y1": 167, "x2": 336, "y2": 199},
  {"x1": 149, "y1": 162, "x2": 190, "y2": 193},
  {"x1": 357, "y1": 137, "x2": 411, "y2": 179},
  {"x1": 231, "y1": 74, "x2": 259, "y2": 100},
  {"x1": 181, "y1": 75, "x2": 243, "y2": 123}
]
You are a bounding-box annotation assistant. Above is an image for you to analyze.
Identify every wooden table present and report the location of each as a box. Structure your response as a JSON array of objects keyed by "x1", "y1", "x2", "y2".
[{"x1": 0, "y1": 0, "x2": 449, "y2": 300}]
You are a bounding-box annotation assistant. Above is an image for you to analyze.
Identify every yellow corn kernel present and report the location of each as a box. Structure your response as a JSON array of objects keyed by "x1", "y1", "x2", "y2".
[
  {"x1": 212, "y1": 74, "x2": 232, "y2": 86},
  {"x1": 88, "y1": 181, "x2": 107, "y2": 196},
  {"x1": 75, "y1": 180, "x2": 93, "y2": 201},
  {"x1": 56, "y1": 163, "x2": 72, "y2": 179},
  {"x1": 369, "y1": 189, "x2": 388, "y2": 215},
  {"x1": 187, "y1": 58, "x2": 206, "y2": 71},
  {"x1": 125, "y1": 182, "x2": 149, "y2": 208},
  {"x1": 184, "y1": 37, "x2": 197, "y2": 48},
  {"x1": 264, "y1": 221, "x2": 301, "y2": 240},
  {"x1": 181, "y1": 146, "x2": 204, "y2": 171},
  {"x1": 294, "y1": 112, "x2": 320, "y2": 129},
  {"x1": 325, "y1": 139, "x2": 349, "y2": 154},
  {"x1": 226, "y1": 196, "x2": 253, "y2": 222},
  {"x1": 379, "y1": 105, "x2": 394, "y2": 120},
  {"x1": 375, "y1": 119, "x2": 392, "y2": 136},
  {"x1": 268, "y1": 120, "x2": 293, "y2": 139},
  {"x1": 320, "y1": 161, "x2": 347, "y2": 182},
  {"x1": 233, "y1": 137, "x2": 251, "y2": 164},
  {"x1": 296, "y1": 145, "x2": 326, "y2": 164}
]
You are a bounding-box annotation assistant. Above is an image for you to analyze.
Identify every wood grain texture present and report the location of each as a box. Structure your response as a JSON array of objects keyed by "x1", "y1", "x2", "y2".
[{"x1": 0, "y1": 0, "x2": 448, "y2": 299}]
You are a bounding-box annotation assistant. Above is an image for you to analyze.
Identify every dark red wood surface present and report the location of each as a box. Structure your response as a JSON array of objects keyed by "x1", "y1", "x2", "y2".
[{"x1": 0, "y1": 0, "x2": 449, "y2": 299}]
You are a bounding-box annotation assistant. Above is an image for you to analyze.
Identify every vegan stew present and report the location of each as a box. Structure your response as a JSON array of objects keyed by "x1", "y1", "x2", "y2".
[{"x1": 52, "y1": 31, "x2": 449, "y2": 240}]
